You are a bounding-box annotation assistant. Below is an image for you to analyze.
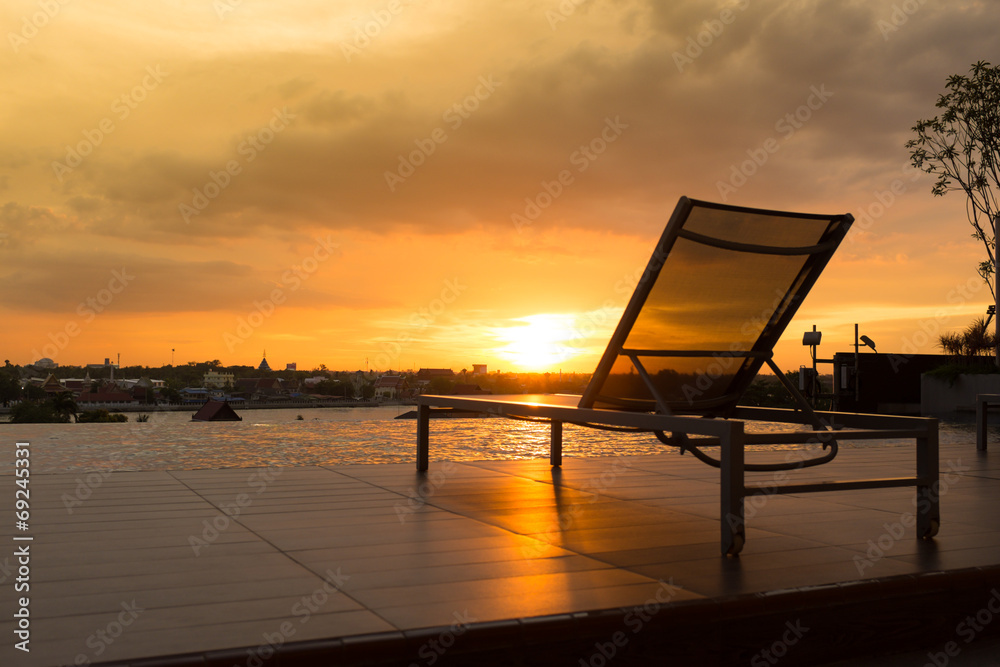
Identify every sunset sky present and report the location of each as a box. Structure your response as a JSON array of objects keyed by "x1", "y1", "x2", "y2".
[{"x1": 1, "y1": 0, "x2": 997, "y2": 374}]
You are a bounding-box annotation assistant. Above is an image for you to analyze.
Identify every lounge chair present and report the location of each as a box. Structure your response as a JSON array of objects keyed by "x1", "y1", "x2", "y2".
[{"x1": 415, "y1": 197, "x2": 939, "y2": 555}]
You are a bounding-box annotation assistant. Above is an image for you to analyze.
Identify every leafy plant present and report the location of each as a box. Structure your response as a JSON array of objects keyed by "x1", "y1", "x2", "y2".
[
  {"x1": 9, "y1": 401, "x2": 71, "y2": 423},
  {"x1": 76, "y1": 409, "x2": 128, "y2": 423},
  {"x1": 938, "y1": 316, "x2": 996, "y2": 362},
  {"x1": 908, "y1": 61, "x2": 1000, "y2": 299}
]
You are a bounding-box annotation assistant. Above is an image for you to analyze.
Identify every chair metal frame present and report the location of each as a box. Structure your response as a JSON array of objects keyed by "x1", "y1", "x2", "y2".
[{"x1": 415, "y1": 197, "x2": 940, "y2": 555}]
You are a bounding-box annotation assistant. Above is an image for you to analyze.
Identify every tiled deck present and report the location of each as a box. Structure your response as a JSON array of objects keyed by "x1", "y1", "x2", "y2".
[{"x1": 3, "y1": 441, "x2": 999, "y2": 666}]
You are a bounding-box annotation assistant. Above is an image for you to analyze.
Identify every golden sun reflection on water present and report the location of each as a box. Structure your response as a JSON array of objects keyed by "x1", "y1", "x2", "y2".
[{"x1": 0, "y1": 406, "x2": 973, "y2": 474}]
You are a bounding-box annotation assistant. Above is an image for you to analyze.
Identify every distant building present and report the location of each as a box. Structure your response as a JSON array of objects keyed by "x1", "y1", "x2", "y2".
[
  {"x1": 40, "y1": 374, "x2": 63, "y2": 394},
  {"x1": 285, "y1": 363, "x2": 297, "y2": 371},
  {"x1": 86, "y1": 358, "x2": 118, "y2": 371},
  {"x1": 33, "y1": 358, "x2": 57, "y2": 369},
  {"x1": 235, "y1": 377, "x2": 284, "y2": 400},
  {"x1": 203, "y1": 370, "x2": 235, "y2": 389},
  {"x1": 77, "y1": 389, "x2": 136, "y2": 405},
  {"x1": 61, "y1": 373, "x2": 92, "y2": 394},
  {"x1": 179, "y1": 388, "x2": 210, "y2": 404},
  {"x1": 417, "y1": 368, "x2": 455, "y2": 381},
  {"x1": 374, "y1": 375, "x2": 408, "y2": 400},
  {"x1": 192, "y1": 400, "x2": 242, "y2": 422},
  {"x1": 472, "y1": 364, "x2": 487, "y2": 375},
  {"x1": 258, "y1": 354, "x2": 272, "y2": 372}
]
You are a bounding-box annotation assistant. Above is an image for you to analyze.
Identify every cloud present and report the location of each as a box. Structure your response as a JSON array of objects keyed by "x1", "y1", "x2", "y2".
[
  {"x1": 0, "y1": 249, "x2": 357, "y2": 316},
  {"x1": 3, "y1": 0, "x2": 999, "y2": 368},
  {"x1": 20, "y1": 0, "x2": 1000, "y2": 248}
]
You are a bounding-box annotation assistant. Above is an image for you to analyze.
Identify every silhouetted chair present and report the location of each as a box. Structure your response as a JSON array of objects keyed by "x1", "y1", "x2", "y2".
[{"x1": 416, "y1": 197, "x2": 939, "y2": 555}]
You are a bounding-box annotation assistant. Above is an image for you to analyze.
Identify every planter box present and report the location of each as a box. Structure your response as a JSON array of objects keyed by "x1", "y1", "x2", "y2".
[{"x1": 921, "y1": 373, "x2": 1000, "y2": 416}]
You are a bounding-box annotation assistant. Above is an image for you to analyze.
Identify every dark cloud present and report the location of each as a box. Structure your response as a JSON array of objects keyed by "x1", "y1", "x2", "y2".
[{"x1": 21, "y1": 1, "x2": 1000, "y2": 245}]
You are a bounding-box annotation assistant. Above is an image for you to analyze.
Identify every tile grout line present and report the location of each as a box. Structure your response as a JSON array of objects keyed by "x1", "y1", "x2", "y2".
[
  {"x1": 329, "y1": 461, "x2": 676, "y2": 595},
  {"x1": 163, "y1": 468, "x2": 404, "y2": 632}
]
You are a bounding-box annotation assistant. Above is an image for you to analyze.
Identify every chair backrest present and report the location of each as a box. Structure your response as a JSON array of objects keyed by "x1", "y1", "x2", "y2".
[{"x1": 579, "y1": 197, "x2": 853, "y2": 415}]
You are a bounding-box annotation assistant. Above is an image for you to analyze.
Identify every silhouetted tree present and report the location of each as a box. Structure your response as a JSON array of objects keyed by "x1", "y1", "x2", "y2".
[
  {"x1": 51, "y1": 391, "x2": 78, "y2": 422},
  {"x1": 908, "y1": 61, "x2": 1000, "y2": 364}
]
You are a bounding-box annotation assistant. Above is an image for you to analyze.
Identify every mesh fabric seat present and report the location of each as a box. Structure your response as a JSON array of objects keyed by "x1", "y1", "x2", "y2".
[
  {"x1": 415, "y1": 197, "x2": 939, "y2": 555},
  {"x1": 581, "y1": 197, "x2": 851, "y2": 415}
]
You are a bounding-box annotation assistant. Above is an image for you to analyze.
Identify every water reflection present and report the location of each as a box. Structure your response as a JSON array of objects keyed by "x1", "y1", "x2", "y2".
[{"x1": 0, "y1": 407, "x2": 979, "y2": 474}]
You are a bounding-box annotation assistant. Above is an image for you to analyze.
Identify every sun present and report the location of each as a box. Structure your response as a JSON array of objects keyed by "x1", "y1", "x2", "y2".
[{"x1": 493, "y1": 314, "x2": 582, "y2": 371}]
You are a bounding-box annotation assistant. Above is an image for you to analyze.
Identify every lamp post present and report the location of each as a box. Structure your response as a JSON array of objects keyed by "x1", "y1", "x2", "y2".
[
  {"x1": 802, "y1": 326, "x2": 822, "y2": 402},
  {"x1": 852, "y1": 324, "x2": 876, "y2": 402}
]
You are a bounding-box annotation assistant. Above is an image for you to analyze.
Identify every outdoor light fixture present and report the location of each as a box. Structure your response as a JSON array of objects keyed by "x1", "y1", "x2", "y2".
[
  {"x1": 802, "y1": 331, "x2": 822, "y2": 346},
  {"x1": 860, "y1": 335, "x2": 877, "y2": 352}
]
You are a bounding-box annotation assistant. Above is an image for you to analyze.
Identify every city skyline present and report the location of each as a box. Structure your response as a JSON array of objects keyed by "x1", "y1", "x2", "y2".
[{"x1": 1, "y1": 1, "x2": 997, "y2": 373}]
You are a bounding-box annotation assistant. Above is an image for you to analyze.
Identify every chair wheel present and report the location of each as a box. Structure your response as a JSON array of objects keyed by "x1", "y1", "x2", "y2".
[
  {"x1": 726, "y1": 534, "x2": 745, "y2": 555},
  {"x1": 922, "y1": 518, "x2": 940, "y2": 539}
]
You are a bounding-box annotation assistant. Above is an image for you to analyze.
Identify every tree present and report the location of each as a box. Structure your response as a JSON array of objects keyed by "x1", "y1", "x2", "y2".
[
  {"x1": 9, "y1": 401, "x2": 70, "y2": 423},
  {"x1": 160, "y1": 386, "x2": 181, "y2": 404},
  {"x1": 907, "y1": 61, "x2": 1000, "y2": 364},
  {"x1": 938, "y1": 316, "x2": 997, "y2": 364},
  {"x1": 427, "y1": 376, "x2": 454, "y2": 395},
  {"x1": 77, "y1": 409, "x2": 128, "y2": 423},
  {"x1": 23, "y1": 384, "x2": 47, "y2": 401},
  {"x1": 0, "y1": 369, "x2": 19, "y2": 407},
  {"x1": 51, "y1": 391, "x2": 79, "y2": 422}
]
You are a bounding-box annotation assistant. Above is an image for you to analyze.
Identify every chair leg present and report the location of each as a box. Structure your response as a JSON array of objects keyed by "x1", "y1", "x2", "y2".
[
  {"x1": 977, "y1": 397, "x2": 988, "y2": 452},
  {"x1": 550, "y1": 420, "x2": 563, "y2": 467},
  {"x1": 916, "y1": 422, "x2": 940, "y2": 539},
  {"x1": 720, "y1": 423, "x2": 746, "y2": 556},
  {"x1": 417, "y1": 404, "x2": 430, "y2": 471}
]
